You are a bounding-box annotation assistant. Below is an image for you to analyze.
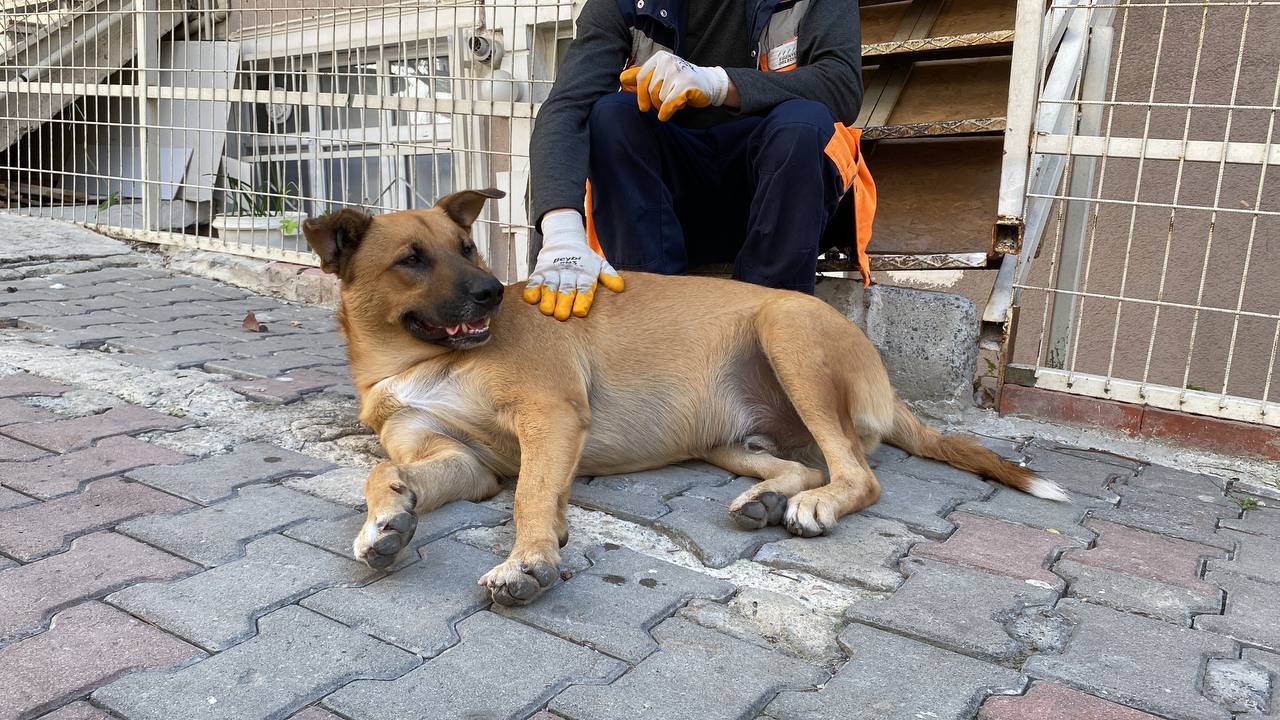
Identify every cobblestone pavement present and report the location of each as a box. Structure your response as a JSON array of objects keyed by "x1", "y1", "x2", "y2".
[{"x1": 2, "y1": 222, "x2": 1279, "y2": 720}]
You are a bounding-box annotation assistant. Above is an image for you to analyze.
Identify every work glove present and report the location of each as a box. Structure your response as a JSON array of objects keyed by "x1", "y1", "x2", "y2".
[
  {"x1": 523, "y1": 209, "x2": 625, "y2": 320},
  {"x1": 619, "y1": 50, "x2": 730, "y2": 122}
]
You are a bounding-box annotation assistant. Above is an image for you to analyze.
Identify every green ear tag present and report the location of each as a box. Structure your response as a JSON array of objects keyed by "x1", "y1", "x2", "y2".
[{"x1": 335, "y1": 229, "x2": 345, "y2": 252}]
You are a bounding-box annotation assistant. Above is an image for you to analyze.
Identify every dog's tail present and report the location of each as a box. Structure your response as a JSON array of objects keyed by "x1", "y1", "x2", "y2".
[{"x1": 884, "y1": 399, "x2": 1069, "y2": 502}]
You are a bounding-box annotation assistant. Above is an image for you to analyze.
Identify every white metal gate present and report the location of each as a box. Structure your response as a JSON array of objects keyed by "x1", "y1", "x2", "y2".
[
  {"x1": 995, "y1": 0, "x2": 1280, "y2": 427},
  {"x1": 1, "y1": 0, "x2": 574, "y2": 281}
]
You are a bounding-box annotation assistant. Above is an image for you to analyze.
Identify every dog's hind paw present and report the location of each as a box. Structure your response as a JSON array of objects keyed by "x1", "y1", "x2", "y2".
[
  {"x1": 480, "y1": 553, "x2": 560, "y2": 606},
  {"x1": 729, "y1": 491, "x2": 788, "y2": 530},
  {"x1": 784, "y1": 489, "x2": 838, "y2": 538},
  {"x1": 353, "y1": 509, "x2": 418, "y2": 570}
]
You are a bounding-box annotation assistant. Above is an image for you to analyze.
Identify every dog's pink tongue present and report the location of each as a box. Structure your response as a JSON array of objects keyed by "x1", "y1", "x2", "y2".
[{"x1": 445, "y1": 325, "x2": 461, "y2": 336}]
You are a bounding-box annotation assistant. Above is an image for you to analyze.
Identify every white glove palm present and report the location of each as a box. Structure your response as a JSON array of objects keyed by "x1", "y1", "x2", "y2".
[
  {"x1": 523, "y1": 210, "x2": 625, "y2": 320},
  {"x1": 622, "y1": 51, "x2": 729, "y2": 122}
]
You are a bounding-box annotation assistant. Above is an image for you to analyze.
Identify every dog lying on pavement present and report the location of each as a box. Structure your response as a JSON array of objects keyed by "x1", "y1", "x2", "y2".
[{"x1": 302, "y1": 188, "x2": 1068, "y2": 606}]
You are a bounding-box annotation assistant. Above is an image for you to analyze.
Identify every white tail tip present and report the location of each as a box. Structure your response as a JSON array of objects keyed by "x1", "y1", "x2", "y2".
[{"x1": 1027, "y1": 477, "x2": 1071, "y2": 503}]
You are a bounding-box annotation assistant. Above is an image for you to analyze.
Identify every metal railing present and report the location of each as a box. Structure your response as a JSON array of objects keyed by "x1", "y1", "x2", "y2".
[
  {"x1": 1, "y1": 0, "x2": 573, "y2": 281},
  {"x1": 996, "y1": 0, "x2": 1280, "y2": 427}
]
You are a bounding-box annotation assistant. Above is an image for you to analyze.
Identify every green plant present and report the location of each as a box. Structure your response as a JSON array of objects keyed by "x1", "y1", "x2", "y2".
[
  {"x1": 1231, "y1": 495, "x2": 1261, "y2": 511},
  {"x1": 1185, "y1": 383, "x2": 1209, "y2": 392},
  {"x1": 95, "y1": 190, "x2": 121, "y2": 215},
  {"x1": 223, "y1": 164, "x2": 299, "y2": 217}
]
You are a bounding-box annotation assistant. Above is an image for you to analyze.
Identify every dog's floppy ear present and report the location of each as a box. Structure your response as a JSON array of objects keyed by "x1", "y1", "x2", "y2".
[
  {"x1": 302, "y1": 208, "x2": 373, "y2": 276},
  {"x1": 435, "y1": 188, "x2": 506, "y2": 230}
]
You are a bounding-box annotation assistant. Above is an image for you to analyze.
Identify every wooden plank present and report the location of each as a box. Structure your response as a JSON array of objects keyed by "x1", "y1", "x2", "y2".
[
  {"x1": 860, "y1": 137, "x2": 1003, "y2": 255},
  {"x1": 860, "y1": 1, "x2": 913, "y2": 45},
  {"x1": 930, "y1": 0, "x2": 1016, "y2": 36},
  {"x1": 862, "y1": 30, "x2": 1014, "y2": 64},
  {"x1": 863, "y1": 116, "x2": 1006, "y2": 140},
  {"x1": 885, "y1": 57, "x2": 1011, "y2": 125}
]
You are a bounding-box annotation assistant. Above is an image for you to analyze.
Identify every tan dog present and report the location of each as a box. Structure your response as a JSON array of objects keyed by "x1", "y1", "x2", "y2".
[{"x1": 302, "y1": 189, "x2": 1067, "y2": 606}]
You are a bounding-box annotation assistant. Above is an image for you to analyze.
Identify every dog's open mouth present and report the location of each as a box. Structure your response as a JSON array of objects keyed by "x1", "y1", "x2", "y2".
[{"x1": 404, "y1": 312, "x2": 492, "y2": 348}]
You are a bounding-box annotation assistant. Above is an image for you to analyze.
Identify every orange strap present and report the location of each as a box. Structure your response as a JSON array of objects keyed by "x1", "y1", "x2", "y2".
[
  {"x1": 823, "y1": 124, "x2": 876, "y2": 287},
  {"x1": 585, "y1": 178, "x2": 605, "y2": 256}
]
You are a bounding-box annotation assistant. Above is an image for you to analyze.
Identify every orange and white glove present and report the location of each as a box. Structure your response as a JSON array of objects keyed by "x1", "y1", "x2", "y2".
[
  {"x1": 619, "y1": 51, "x2": 730, "y2": 122},
  {"x1": 523, "y1": 209, "x2": 625, "y2": 320}
]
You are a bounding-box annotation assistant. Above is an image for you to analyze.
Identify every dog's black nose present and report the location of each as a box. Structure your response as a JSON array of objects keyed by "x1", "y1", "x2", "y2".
[{"x1": 469, "y1": 277, "x2": 504, "y2": 307}]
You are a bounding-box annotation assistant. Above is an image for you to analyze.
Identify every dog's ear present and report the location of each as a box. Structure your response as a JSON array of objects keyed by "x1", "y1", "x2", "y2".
[
  {"x1": 302, "y1": 208, "x2": 373, "y2": 276},
  {"x1": 435, "y1": 188, "x2": 506, "y2": 230}
]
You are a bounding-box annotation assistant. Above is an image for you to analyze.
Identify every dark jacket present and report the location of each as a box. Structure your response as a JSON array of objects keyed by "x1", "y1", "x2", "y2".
[{"x1": 528, "y1": 0, "x2": 863, "y2": 226}]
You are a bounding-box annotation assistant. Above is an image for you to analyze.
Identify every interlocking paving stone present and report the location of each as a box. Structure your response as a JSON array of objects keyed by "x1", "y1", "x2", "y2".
[
  {"x1": 17, "y1": 310, "x2": 137, "y2": 330},
  {"x1": 0, "y1": 434, "x2": 48, "y2": 461},
  {"x1": 498, "y1": 544, "x2": 735, "y2": 661},
  {"x1": 108, "y1": 330, "x2": 234, "y2": 354},
  {"x1": 653, "y1": 478, "x2": 790, "y2": 568},
  {"x1": 125, "y1": 441, "x2": 333, "y2": 504},
  {"x1": 1206, "y1": 529, "x2": 1280, "y2": 585},
  {"x1": 117, "y1": 485, "x2": 349, "y2": 566},
  {"x1": 863, "y1": 468, "x2": 992, "y2": 539},
  {"x1": 1023, "y1": 445, "x2": 1130, "y2": 501},
  {"x1": 0, "y1": 398, "x2": 57, "y2": 425},
  {"x1": 93, "y1": 605, "x2": 419, "y2": 720},
  {"x1": 2, "y1": 404, "x2": 188, "y2": 452},
  {"x1": 955, "y1": 487, "x2": 1109, "y2": 543},
  {"x1": 867, "y1": 442, "x2": 910, "y2": 467},
  {"x1": 0, "y1": 374, "x2": 69, "y2": 399},
  {"x1": 0, "y1": 601, "x2": 204, "y2": 720},
  {"x1": 768, "y1": 622, "x2": 1025, "y2": 720},
  {"x1": 1, "y1": 532, "x2": 196, "y2": 645},
  {"x1": 286, "y1": 500, "x2": 509, "y2": 563},
  {"x1": 1062, "y1": 519, "x2": 1226, "y2": 595},
  {"x1": 327, "y1": 611, "x2": 624, "y2": 720},
  {"x1": 0, "y1": 477, "x2": 192, "y2": 562},
  {"x1": 124, "y1": 344, "x2": 246, "y2": 370},
  {"x1": 1196, "y1": 570, "x2": 1280, "y2": 652},
  {"x1": 115, "y1": 303, "x2": 215, "y2": 323},
  {"x1": 978, "y1": 680, "x2": 1164, "y2": 720},
  {"x1": 3, "y1": 436, "x2": 191, "y2": 498},
  {"x1": 1222, "y1": 506, "x2": 1280, "y2": 538},
  {"x1": 205, "y1": 353, "x2": 339, "y2": 380},
  {"x1": 288, "y1": 708, "x2": 344, "y2": 720},
  {"x1": 1054, "y1": 558, "x2": 1222, "y2": 625},
  {"x1": 109, "y1": 534, "x2": 374, "y2": 652},
  {"x1": 36, "y1": 701, "x2": 116, "y2": 720},
  {"x1": 755, "y1": 512, "x2": 924, "y2": 591},
  {"x1": 912, "y1": 512, "x2": 1082, "y2": 590},
  {"x1": 282, "y1": 466, "x2": 366, "y2": 507},
  {"x1": 0, "y1": 486, "x2": 35, "y2": 510},
  {"x1": 226, "y1": 368, "x2": 349, "y2": 404},
  {"x1": 846, "y1": 557, "x2": 1061, "y2": 663},
  {"x1": 677, "y1": 587, "x2": 846, "y2": 665},
  {"x1": 1240, "y1": 649, "x2": 1280, "y2": 719},
  {"x1": 895, "y1": 455, "x2": 996, "y2": 494},
  {"x1": 552, "y1": 616, "x2": 826, "y2": 720},
  {"x1": 1203, "y1": 657, "x2": 1272, "y2": 714},
  {"x1": 302, "y1": 538, "x2": 500, "y2": 656},
  {"x1": 1122, "y1": 465, "x2": 1233, "y2": 505},
  {"x1": 1025, "y1": 599, "x2": 1236, "y2": 720},
  {"x1": 1097, "y1": 487, "x2": 1238, "y2": 550},
  {"x1": 570, "y1": 466, "x2": 729, "y2": 524}
]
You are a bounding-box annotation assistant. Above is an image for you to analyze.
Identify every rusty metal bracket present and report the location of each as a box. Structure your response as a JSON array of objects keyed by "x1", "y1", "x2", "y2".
[{"x1": 992, "y1": 216, "x2": 1024, "y2": 255}]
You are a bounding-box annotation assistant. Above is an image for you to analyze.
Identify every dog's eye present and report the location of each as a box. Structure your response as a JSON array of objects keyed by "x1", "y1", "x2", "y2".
[
  {"x1": 460, "y1": 240, "x2": 476, "y2": 258},
  {"x1": 396, "y1": 248, "x2": 429, "y2": 269}
]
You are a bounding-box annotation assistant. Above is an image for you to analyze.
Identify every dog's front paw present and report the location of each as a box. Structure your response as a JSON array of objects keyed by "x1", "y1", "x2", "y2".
[
  {"x1": 353, "y1": 509, "x2": 418, "y2": 569},
  {"x1": 728, "y1": 489, "x2": 788, "y2": 530},
  {"x1": 784, "y1": 489, "x2": 839, "y2": 537},
  {"x1": 479, "y1": 551, "x2": 559, "y2": 606}
]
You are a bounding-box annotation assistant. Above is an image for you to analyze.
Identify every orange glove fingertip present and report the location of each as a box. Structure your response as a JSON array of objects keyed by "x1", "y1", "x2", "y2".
[
  {"x1": 554, "y1": 290, "x2": 576, "y2": 321},
  {"x1": 572, "y1": 284, "x2": 596, "y2": 318},
  {"x1": 522, "y1": 285, "x2": 541, "y2": 305},
  {"x1": 600, "y1": 273, "x2": 625, "y2": 294},
  {"x1": 539, "y1": 289, "x2": 558, "y2": 316}
]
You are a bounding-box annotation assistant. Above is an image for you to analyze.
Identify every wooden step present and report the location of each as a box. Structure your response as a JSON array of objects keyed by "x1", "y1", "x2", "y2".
[{"x1": 862, "y1": 30, "x2": 1014, "y2": 63}]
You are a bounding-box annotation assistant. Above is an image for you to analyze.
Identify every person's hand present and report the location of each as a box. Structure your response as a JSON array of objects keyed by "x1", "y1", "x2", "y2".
[
  {"x1": 523, "y1": 210, "x2": 625, "y2": 320},
  {"x1": 618, "y1": 51, "x2": 729, "y2": 122}
]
